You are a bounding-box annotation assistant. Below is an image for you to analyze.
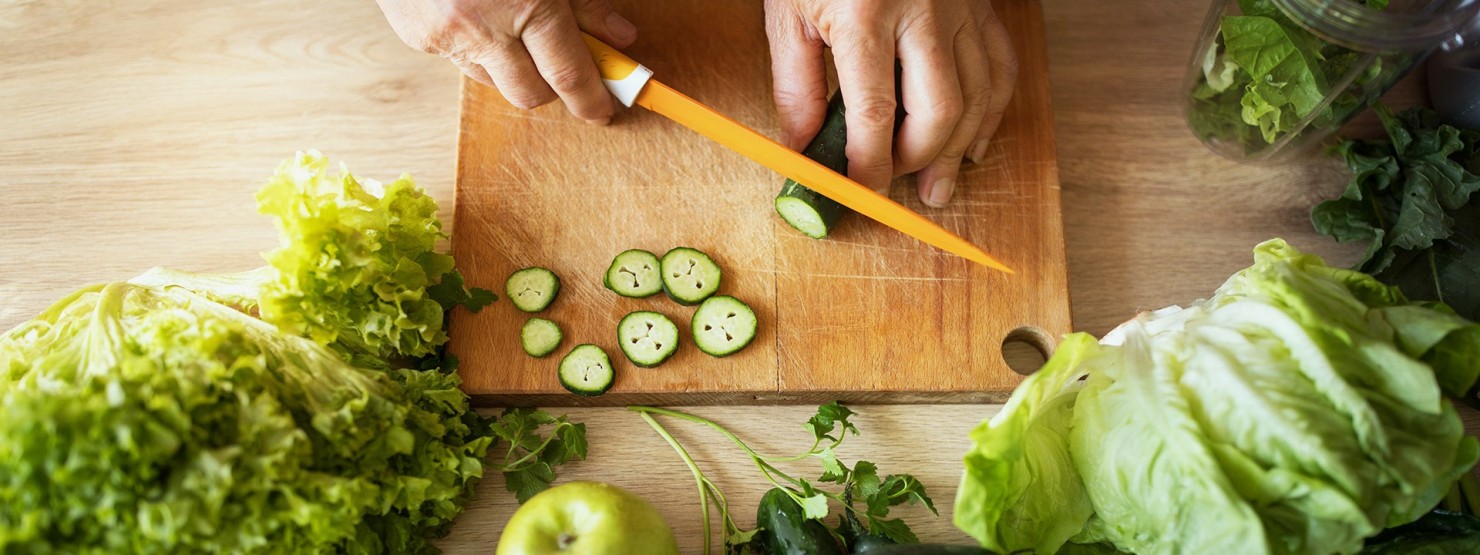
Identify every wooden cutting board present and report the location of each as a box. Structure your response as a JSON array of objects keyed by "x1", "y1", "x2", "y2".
[{"x1": 450, "y1": 0, "x2": 1069, "y2": 406}]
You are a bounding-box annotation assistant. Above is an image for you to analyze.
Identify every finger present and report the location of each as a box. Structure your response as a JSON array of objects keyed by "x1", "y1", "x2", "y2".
[
  {"x1": 893, "y1": 17, "x2": 963, "y2": 175},
  {"x1": 476, "y1": 43, "x2": 559, "y2": 110},
  {"x1": 451, "y1": 58, "x2": 497, "y2": 89},
  {"x1": 765, "y1": 0, "x2": 829, "y2": 151},
  {"x1": 916, "y1": 27, "x2": 991, "y2": 208},
  {"x1": 523, "y1": 4, "x2": 618, "y2": 123},
  {"x1": 832, "y1": 24, "x2": 898, "y2": 193},
  {"x1": 970, "y1": 2, "x2": 1019, "y2": 163},
  {"x1": 569, "y1": 0, "x2": 638, "y2": 48}
]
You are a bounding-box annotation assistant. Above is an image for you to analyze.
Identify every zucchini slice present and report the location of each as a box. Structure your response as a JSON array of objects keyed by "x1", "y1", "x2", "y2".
[
  {"x1": 558, "y1": 344, "x2": 614, "y2": 397},
  {"x1": 506, "y1": 267, "x2": 560, "y2": 312},
  {"x1": 520, "y1": 317, "x2": 563, "y2": 358},
  {"x1": 691, "y1": 296, "x2": 757, "y2": 357},
  {"x1": 617, "y1": 311, "x2": 679, "y2": 367},
  {"x1": 660, "y1": 247, "x2": 721, "y2": 305},
  {"x1": 603, "y1": 249, "x2": 662, "y2": 298}
]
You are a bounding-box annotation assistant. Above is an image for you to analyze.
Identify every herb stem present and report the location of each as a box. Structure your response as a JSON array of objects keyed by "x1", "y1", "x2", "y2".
[{"x1": 640, "y1": 412, "x2": 713, "y2": 555}]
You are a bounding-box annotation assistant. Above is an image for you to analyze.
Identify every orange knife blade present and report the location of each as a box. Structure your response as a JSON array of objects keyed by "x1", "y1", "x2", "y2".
[{"x1": 582, "y1": 34, "x2": 1012, "y2": 273}]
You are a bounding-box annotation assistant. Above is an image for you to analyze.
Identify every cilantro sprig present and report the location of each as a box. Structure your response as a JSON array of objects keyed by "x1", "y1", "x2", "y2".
[{"x1": 632, "y1": 403, "x2": 936, "y2": 554}]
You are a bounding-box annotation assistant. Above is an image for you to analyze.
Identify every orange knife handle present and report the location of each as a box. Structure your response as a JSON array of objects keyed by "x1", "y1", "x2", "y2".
[{"x1": 580, "y1": 33, "x2": 653, "y2": 107}]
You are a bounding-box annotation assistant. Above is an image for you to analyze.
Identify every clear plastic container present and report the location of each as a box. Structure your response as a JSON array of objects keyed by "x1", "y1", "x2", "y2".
[{"x1": 1185, "y1": 0, "x2": 1480, "y2": 163}]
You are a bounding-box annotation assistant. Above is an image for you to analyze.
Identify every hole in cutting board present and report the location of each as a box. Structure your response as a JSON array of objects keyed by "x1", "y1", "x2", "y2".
[{"x1": 1001, "y1": 326, "x2": 1054, "y2": 376}]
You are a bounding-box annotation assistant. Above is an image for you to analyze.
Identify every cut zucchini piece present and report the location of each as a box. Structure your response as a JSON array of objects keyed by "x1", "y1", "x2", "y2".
[
  {"x1": 506, "y1": 267, "x2": 560, "y2": 312},
  {"x1": 775, "y1": 92, "x2": 849, "y2": 239},
  {"x1": 691, "y1": 296, "x2": 757, "y2": 357},
  {"x1": 660, "y1": 247, "x2": 721, "y2": 305},
  {"x1": 520, "y1": 317, "x2": 563, "y2": 358},
  {"x1": 558, "y1": 344, "x2": 614, "y2": 397},
  {"x1": 617, "y1": 311, "x2": 679, "y2": 367},
  {"x1": 603, "y1": 249, "x2": 662, "y2": 298}
]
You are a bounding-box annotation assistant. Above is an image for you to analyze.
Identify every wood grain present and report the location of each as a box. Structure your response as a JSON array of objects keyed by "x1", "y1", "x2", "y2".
[
  {"x1": 450, "y1": 0, "x2": 1071, "y2": 406},
  {"x1": 0, "y1": 0, "x2": 1470, "y2": 553}
]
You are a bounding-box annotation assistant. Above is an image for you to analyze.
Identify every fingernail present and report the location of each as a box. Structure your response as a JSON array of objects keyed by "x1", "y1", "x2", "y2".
[
  {"x1": 588, "y1": 116, "x2": 611, "y2": 126},
  {"x1": 606, "y1": 12, "x2": 637, "y2": 44},
  {"x1": 969, "y1": 139, "x2": 990, "y2": 164},
  {"x1": 926, "y1": 178, "x2": 955, "y2": 207}
]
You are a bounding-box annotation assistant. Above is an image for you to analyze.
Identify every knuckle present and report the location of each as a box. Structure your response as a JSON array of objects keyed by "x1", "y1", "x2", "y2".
[
  {"x1": 850, "y1": 95, "x2": 899, "y2": 128},
  {"x1": 773, "y1": 87, "x2": 825, "y2": 110},
  {"x1": 503, "y1": 89, "x2": 555, "y2": 110},
  {"x1": 961, "y1": 82, "x2": 993, "y2": 118},
  {"x1": 928, "y1": 92, "x2": 965, "y2": 122},
  {"x1": 544, "y1": 64, "x2": 594, "y2": 93}
]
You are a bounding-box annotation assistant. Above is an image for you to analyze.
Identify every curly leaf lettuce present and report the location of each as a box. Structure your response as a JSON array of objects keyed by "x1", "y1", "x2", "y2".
[
  {"x1": 955, "y1": 240, "x2": 1480, "y2": 555},
  {"x1": 0, "y1": 284, "x2": 491, "y2": 553},
  {"x1": 133, "y1": 151, "x2": 495, "y2": 361}
]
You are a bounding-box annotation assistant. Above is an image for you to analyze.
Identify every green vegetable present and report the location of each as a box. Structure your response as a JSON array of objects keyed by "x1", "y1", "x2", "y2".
[
  {"x1": 755, "y1": 487, "x2": 844, "y2": 555},
  {"x1": 1360, "y1": 510, "x2": 1480, "y2": 554},
  {"x1": 691, "y1": 295, "x2": 758, "y2": 357},
  {"x1": 489, "y1": 408, "x2": 588, "y2": 503},
  {"x1": 617, "y1": 311, "x2": 679, "y2": 367},
  {"x1": 604, "y1": 249, "x2": 663, "y2": 298},
  {"x1": 1187, "y1": 1, "x2": 1395, "y2": 152},
  {"x1": 0, "y1": 152, "x2": 587, "y2": 553},
  {"x1": 506, "y1": 267, "x2": 561, "y2": 313},
  {"x1": 131, "y1": 150, "x2": 496, "y2": 362},
  {"x1": 776, "y1": 92, "x2": 849, "y2": 239},
  {"x1": 0, "y1": 283, "x2": 493, "y2": 554},
  {"x1": 520, "y1": 317, "x2": 563, "y2": 358},
  {"x1": 660, "y1": 247, "x2": 722, "y2": 305},
  {"x1": 633, "y1": 403, "x2": 937, "y2": 555},
  {"x1": 559, "y1": 344, "x2": 614, "y2": 397},
  {"x1": 954, "y1": 240, "x2": 1480, "y2": 555},
  {"x1": 1312, "y1": 106, "x2": 1480, "y2": 329}
]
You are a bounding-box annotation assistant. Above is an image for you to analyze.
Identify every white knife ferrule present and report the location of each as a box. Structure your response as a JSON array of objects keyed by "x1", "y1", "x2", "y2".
[{"x1": 602, "y1": 64, "x2": 653, "y2": 107}]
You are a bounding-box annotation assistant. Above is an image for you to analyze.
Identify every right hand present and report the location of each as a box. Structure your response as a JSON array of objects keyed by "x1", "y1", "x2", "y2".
[{"x1": 375, "y1": 0, "x2": 638, "y2": 124}]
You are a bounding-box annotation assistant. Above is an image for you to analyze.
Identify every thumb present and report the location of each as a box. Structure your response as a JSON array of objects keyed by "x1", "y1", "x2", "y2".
[{"x1": 569, "y1": 0, "x2": 638, "y2": 48}]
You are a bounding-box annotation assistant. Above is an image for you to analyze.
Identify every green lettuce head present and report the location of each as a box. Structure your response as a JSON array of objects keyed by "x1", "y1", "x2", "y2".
[{"x1": 955, "y1": 240, "x2": 1480, "y2": 554}]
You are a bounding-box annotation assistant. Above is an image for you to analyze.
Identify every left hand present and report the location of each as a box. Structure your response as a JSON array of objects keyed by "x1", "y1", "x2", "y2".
[{"x1": 764, "y1": 0, "x2": 1018, "y2": 207}]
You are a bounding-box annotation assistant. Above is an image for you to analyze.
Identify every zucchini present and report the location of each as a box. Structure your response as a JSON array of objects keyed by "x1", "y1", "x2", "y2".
[
  {"x1": 852, "y1": 546, "x2": 991, "y2": 555},
  {"x1": 848, "y1": 533, "x2": 897, "y2": 553},
  {"x1": 691, "y1": 296, "x2": 756, "y2": 357},
  {"x1": 603, "y1": 249, "x2": 662, "y2": 298},
  {"x1": 754, "y1": 488, "x2": 843, "y2": 555},
  {"x1": 617, "y1": 311, "x2": 679, "y2": 367},
  {"x1": 558, "y1": 344, "x2": 614, "y2": 396},
  {"x1": 660, "y1": 247, "x2": 721, "y2": 305},
  {"x1": 520, "y1": 317, "x2": 562, "y2": 358},
  {"x1": 776, "y1": 92, "x2": 849, "y2": 239},
  {"x1": 776, "y1": 67, "x2": 906, "y2": 239},
  {"x1": 505, "y1": 267, "x2": 560, "y2": 312}
]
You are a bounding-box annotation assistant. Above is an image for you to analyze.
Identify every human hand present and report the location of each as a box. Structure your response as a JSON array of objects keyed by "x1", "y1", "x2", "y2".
[
  {"x1": 765, "y1": 0, "x2": 1017, "y2": 207},
  {"x1": 375, "y1": 0, "x2": 638, "y2": 124}
]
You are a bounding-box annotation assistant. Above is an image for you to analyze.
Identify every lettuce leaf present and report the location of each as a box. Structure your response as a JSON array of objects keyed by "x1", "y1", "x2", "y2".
[{"x1": 954, "y1": 240, "x2": 1480, "y2": 554}]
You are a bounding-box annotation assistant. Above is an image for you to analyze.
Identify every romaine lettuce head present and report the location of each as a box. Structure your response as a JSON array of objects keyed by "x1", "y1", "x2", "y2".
[
  {"x1": 0, "y1": 283, "x2": 491, "y2": 553},
  {"x1": 956, "y1": 240, "x2": 1480, "y2": 554}
]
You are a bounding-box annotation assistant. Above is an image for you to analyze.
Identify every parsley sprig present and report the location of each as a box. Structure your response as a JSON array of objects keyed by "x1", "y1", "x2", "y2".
[{"x1": 632, "y1": 403, "x2": 936, "y2": 554}]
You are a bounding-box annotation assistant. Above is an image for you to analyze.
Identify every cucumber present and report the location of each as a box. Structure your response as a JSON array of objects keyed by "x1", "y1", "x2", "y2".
[
  {"x1": 754, "y1": 488, "x2": 844, "y2": 555},
  {"x1": 851, "y1": 546, "x2": 991, "y2": 555},
  {"x1": 558, "y1": 344, "x2": 614, "y2": 396},
  {"x1": 660, "y1": 247, "x2": 721, "y2": 305},
  {"x1": 520, "y1": 317, "x2": 562, "y2": 358},
  {"x1": 617, "y1": 311, "x2": 680, "y2": 367},
  {"x1": 848, "y1": 533, "x2": 897, "y2": 553},
  {"x1": 505, "y1": 267, "x2": 560, "y2": 312},
  {"x1": 776, "y1": 67, "x2": 907, "y2": 239},
  {"x1": 776, "y1": 92, "x2": 849, "y2": 239},
  {"x1": 691, "y1": 296, "x2": 756, "y2": 357},
  {"x1": 603, "y1": 249, "x2": 662, "y2": 298}
]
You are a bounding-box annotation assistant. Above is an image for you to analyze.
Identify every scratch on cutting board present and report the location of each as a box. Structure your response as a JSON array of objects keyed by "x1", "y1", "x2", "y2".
[{"x1": 771, "y1": 270, "x2": 972, "y2": 283}]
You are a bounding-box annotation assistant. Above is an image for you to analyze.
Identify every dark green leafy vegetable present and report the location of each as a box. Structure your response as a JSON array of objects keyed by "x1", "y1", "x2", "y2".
[
  {"x1": 489, "y1": 408, "x2": 588, "y2": 503},
  {"x1": 1360, "y1": 510, "x2": 1480, "y2": 554},
  {"x1": 1312, "y1": 106, "x2": 1480, "y2": 324},
  {"x1": 632, "y1": 403, "x2": 936, "y2": 555}
]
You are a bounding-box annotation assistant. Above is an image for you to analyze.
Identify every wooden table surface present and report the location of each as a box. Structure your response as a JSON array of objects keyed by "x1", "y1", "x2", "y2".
[{"x1": 0, "y1": 0, "x2": 1465, "y2": 552}]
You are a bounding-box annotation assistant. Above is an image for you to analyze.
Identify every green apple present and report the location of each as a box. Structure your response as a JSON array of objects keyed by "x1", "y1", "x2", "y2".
[{"x1": 496, "y1": 481, "x2": 680, "y2": 555}]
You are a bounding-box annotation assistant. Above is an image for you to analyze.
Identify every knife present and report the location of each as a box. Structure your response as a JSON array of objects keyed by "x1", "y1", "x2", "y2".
[{"x1": 580, "y1": 34, "x2": 1013, "y2": 274}]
